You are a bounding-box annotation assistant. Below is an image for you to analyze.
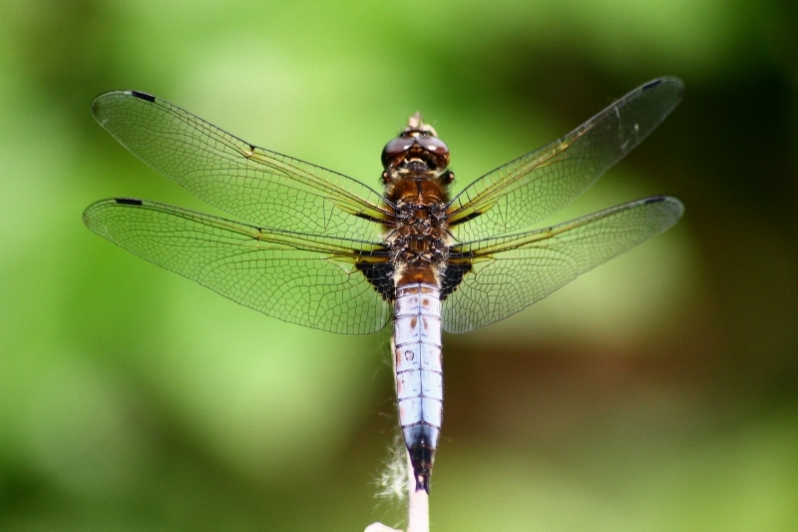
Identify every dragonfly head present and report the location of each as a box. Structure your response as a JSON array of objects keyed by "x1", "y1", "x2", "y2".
[{"x1": 381, "y1": 112, "x2": 451, "y2": 178}]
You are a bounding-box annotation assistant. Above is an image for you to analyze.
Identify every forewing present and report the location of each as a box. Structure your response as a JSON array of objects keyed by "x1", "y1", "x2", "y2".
[
  {"x1": 442, "y1": 196, "x2": 684, "y2": 333},
  {"x1": 92, "y1": 91, "x2": 388, "y2": 239},
  {"x1": 83, "y1": 199, "x2": 391, "y2": 334},
  {"x1": 447, "y1": 78, "x2": 684, "y2": 242}
]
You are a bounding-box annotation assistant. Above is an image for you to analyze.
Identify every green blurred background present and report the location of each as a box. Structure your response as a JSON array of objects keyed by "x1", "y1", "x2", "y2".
[{"x1": 2, "y1": 0, "x2": 797, "y2": 530}]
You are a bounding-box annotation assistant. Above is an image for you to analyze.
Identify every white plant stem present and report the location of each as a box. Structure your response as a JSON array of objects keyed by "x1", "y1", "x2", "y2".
[
  {"x1": 405, "y1": 452, "x2": 429, "y2": 532},
  {"x1": 364, "y1": 451, "x2": 430, "y2": 532}
]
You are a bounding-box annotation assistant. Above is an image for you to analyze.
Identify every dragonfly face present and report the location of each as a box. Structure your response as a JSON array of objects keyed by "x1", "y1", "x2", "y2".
[
  {"x1": 381, "y1": 112, "x2": 451, "y2": 176},
  {"x1": 84, "y1": 78, "x2": 685, "y2": 493}
]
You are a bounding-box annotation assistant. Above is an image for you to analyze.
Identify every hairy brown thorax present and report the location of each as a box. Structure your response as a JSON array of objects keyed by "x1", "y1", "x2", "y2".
[{"x1": 381, "y1": 113, "x2": 454, "y2": 288}]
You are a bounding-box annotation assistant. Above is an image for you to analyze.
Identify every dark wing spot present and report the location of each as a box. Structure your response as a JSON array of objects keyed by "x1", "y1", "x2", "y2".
[
  {"x1": 130, "y1": 91, "x2": 156, "y2": 103},
  {"x1": 643, "y1": 196, "x2": 666, "y2": 205},
  {"x1": 643, "y1": 79, "x2": 663, "y2": 91},
  {"x1": 115, "y1": 198, "x2": 143, "y2": 206}
]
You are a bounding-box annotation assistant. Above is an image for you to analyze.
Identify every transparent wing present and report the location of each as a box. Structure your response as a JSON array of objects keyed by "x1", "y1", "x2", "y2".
[
  {"x1": 447, "y1": 78, "x2": 684, "y2": 242},
  {"x1": 92, "y1": 91, "x2": 389, "y2": 239},
  {"x1": 442, "y1": 196, "x2": 684, "y2": 333},
  {"x1": 83, "y1": 199, "x2": 392, "y2": 334}
]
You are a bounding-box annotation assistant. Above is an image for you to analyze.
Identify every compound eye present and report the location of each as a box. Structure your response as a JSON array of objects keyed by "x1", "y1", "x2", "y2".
[
  {"x1": 417, "y1": 136, "x2": 449, "y2": 156},
  {"x1": 381, "y1": 137, "x2": 415, "y2": 167}
]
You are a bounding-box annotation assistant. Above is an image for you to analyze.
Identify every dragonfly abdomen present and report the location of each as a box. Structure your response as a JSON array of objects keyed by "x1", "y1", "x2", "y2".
[{"x1": 393, "y1": 282, "x2": 443, "y2": 493}]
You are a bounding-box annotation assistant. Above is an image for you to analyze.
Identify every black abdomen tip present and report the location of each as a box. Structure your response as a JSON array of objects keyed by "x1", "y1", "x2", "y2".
[
  {"x1": 415, "y1": 471, "x2": 430, "y2": 493},
  {"x1": 408, "y1": 444, "x2": 433, "y2": 493}
]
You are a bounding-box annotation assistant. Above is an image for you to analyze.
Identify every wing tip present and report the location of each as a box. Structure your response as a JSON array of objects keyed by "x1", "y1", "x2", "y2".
[
  {"x1": 82, "y1": 198, "x2": 146, "y2": 228},
  {"x1": 642, "y1": 195, "x2": 685, "y2": 231},
  {"x1": 91, "y1": 90, "x2": 156, "y2": 120}
]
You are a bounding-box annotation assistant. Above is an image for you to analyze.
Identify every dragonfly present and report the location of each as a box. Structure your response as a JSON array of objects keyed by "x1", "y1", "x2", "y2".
[{"x1": 84, "y1": 77, "x2": 684, "y2": 493}]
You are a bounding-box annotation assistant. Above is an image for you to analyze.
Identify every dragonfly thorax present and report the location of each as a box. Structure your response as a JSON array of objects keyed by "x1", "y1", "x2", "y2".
[
  {"x1": 382, "y1": 114, "x2": 454, "y2": 287},
  {"x1": 385, "y1": 192, "x2": 450, "y2": 287}
]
